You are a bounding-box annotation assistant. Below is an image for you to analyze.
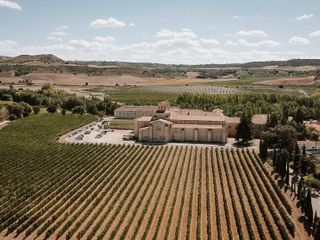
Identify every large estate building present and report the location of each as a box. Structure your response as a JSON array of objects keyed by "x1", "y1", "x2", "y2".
[
  {"x1": 116, "y1": 102, "x2": 267, "y2": 144},
  {"x1": 114, "y1": 105, "x2": 157, "y2": 119}
]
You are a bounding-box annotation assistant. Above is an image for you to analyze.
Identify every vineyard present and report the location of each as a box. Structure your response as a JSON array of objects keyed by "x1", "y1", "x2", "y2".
[
  {"x1": 100, "y1": 85, "x2": 239, "y2": 105},
  {"x1": 104, "y1": 85, "x2": 240, "y2": 95},
  {"x1": 0, "y1": 114, "x2": 311, "y2": 240}
]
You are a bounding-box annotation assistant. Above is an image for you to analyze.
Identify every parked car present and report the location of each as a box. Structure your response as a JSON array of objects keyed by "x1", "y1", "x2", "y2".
[{"x1": 123, "y1": 134, "x2": 133, "y2": 140}]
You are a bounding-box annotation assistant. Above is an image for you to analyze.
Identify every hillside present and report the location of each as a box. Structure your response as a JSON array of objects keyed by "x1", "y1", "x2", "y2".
[
  {"x1": 1, "y1": 54, "x2": 64, "y2": 65},
  {"x1": 1, "y1": 54, "x2": 320, "y2": 68}
]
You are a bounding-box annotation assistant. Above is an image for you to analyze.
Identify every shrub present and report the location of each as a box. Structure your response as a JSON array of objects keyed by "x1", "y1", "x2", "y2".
[
  {"x1": 72, "y1": 106, "x2": 86, "y2": 115},
  {"x1": 20, "y1": 102, "x2": 33, "y2": 117},
  {"x1": 47, "y1": 104, "x2": 57, "y2": 114},
  {"x1": 0, "y1": 94, "x2": 13, "y2": 101},
  {"x1": 32, "y1": 106, "x2": 41, "y2": 115},
  {"x1": 62, "y1": 96, "x2": 84, "y2": 111}
]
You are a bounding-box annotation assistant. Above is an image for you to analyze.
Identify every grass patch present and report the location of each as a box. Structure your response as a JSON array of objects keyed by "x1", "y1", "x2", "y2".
[
  {"x1": 304, "y1": 174, "x2": 320, "y2": 190},
  {"x1": 0, "y1": 100, "x2": 12, "y2": 105}
]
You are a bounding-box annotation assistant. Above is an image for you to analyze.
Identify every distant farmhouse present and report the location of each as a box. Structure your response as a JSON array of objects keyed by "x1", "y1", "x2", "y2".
[{"x1": 115, "y1": 102, "x2": 267, "y2": 144}]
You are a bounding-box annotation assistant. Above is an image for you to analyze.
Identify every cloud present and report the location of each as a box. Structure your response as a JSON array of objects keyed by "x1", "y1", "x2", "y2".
[
  {"x1": 47, "y1": 26, "x2": 68, "y2": 42},
  {"x1": 0, "y1": 40, "x2": 18, "y2": 47},
  {"x1": 233, "y1": 15, "x2": 262, "y2": 20},
  {"x1": 310, "y1": 31, "x2": 320, "y2": 37},
  {"x1": 49, "y1": 31, "x2": 67, "y2": 36},
  {"x1": 129, "y1": 22, "x2": 136, "y2": 27},
  {"x1": 233, "y1": 15, "x2": 246, "y2": 20},
  {"x1": 0, "y1": 0, "x2": 21, "y2": 11},
  {"x1": 296, "y1": 14, "x2": 314, "y2": 20},
  {"x1": 94, "y1": 36, "x2": 116, "y2": 44},
  {"x1": 225, "y1": 39, "x2": 280, "y2": 48},
  {"x1": 156, "y1": 28, "x2": 197, "y2": 40},
  {"x1": 0, "y1": 29, "x2": 313, "y2": 64},
  {"x1": 200, "y1": 38, "x2": 220, "y2": 47},
  {"x1": 56, "y1": 26, "x2": 69, "y2": 32},
  {"x1": 288, "y1": 36, "x2": 310, "y2": 45},
  {"x1": 0, "y1": 40, "x2": 19, "y2": 55},
  {"x1": 47, "y1": 36, "x2": 62, "y2": 42},
  {"x1": 237, "y1": 30, "x2": 268, "y2": 38},
  {"x1": 224, "y1": 40, "x2": 238, "y2": 46},
  {"x1": 90, "y1": 17, "x2": 127, "y2": 29}
]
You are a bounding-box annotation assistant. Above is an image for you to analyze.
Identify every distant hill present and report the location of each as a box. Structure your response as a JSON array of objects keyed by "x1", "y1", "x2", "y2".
[
  {"x1": 1, "y1": 54, "x2": 64, "y2": 65},
  {"x1": 0, "y1": 56, "x2": 10, "y2": 61},
  {"x1": 66, "y1": 58, "x2": 320, "y2": 69},
  {"x1": 1, "y1": 54, "x2": 320, "y2": 69}
]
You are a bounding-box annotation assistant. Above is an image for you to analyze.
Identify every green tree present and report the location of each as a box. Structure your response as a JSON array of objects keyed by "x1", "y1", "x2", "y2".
[
  {"x1": 267, "y1": 113, "x2": 279, "y2": 128},
  {"x1": 6, "y1": 102, "x2": 24, "y2": 118},
  {"x1": 235, "y1": 112, "x2": 252, "y2": 145},
  {"x1": 305, "y1": 189, "x2": 313, "y2": 227},
  {"x1": 314, "y1": 219, "x2": 320, "y2": 240},
  {"x1": 295, "y1": 107, "x2": 304, "y2": 124},
  {"x1": 259, "y1": 139, "x2": 268, "y2": 160},
  {"x1": 62, "y1": 96, "x2": 84, "y2": 111},
  {"x1": 274, "y1": 125, "x2": 297, "y2": 153},
  {"x1": 293, "y1": 144, "x2": 301, "y2": 173},
  {"x1": 86, "y1": 102, "x2": 98, "y2": 115},
  {"x1": 72, "y1": 106, "x2": 86, "y2": 115},
  {"x1": 281, "y1": 106, "x2": 289, "y2": 124}
]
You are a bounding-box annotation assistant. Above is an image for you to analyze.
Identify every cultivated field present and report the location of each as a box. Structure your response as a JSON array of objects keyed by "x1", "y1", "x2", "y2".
[
  {"x1": 258, "y1": 76, "x2": 315, "y2": 86},
  {"x1": 0, "y1": 114, "x2": 311, "y2": 240},
  {"x1": 134, "y1": 85, "x2": 239, "y2": 94},
  {"x1": 99, "y1": 85, "x2": 240, "y2": 105},
  {"x1": 0, "y1": 72, "x2": 222, "y2": 87}
]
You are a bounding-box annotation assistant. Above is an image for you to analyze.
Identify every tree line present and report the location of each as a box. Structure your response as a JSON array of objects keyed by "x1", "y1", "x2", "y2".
[{"x1": 0, "y1": 84, "x2": 116, "y2": 120}]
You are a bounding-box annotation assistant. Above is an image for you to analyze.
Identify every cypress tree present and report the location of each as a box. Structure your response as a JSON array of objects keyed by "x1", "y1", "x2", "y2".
[
  {"x1": 305, "y1": 189, "x2": 314, "y2": 227},
  {"x1": 301, "y1": 156, "x2": 308, "y2": 176},
  {"x1": 281, "y1": 106, "x2": 289, "y2": 124},
  {"x1": 314, "y1": 219, "x2": 320, "y2": 240},
  {"x1": 297, "y1": 179, "x2": 304, "y2": 201},
  {"x1": 314, "y1": 211, "x2": 318, "y2": 235},
  {"x1": 302, "y1": 144, "x2": 306, "y2": 156},
  {"x1": 293, "y1": 144, "x2": 301, "y2": 173},
  {"x1": 235, "y1": 112, "x2": 252, "y2": 145},
  {"x1": 295, "y1": 107, "x2": 304, "y2": 124},
  {"x1": 273, "y1": 149, "x2": 277, "y2": 170},
  {"x1": 259, "y1": 139, "x2": 268, "y2": 160}
]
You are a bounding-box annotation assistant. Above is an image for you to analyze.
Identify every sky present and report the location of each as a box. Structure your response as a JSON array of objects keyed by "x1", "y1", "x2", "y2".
[{"x1": 0, "y1": 0, "x2": 320, "y2": 64}]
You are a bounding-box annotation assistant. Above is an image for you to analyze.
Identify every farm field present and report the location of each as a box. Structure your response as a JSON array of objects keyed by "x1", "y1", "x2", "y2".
[
  {"x1": 0, "y1": 114, "x2": 311, "y2": 240},
  {"x1": 0, "y1": 72, "x2": 222, "y2": 87},
  {"x1": 99, "y1": 85, "x2": 240, "y2": 95},
  {"x1": 96, "y1": 85, "x2": 240, "y2": 105}
]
